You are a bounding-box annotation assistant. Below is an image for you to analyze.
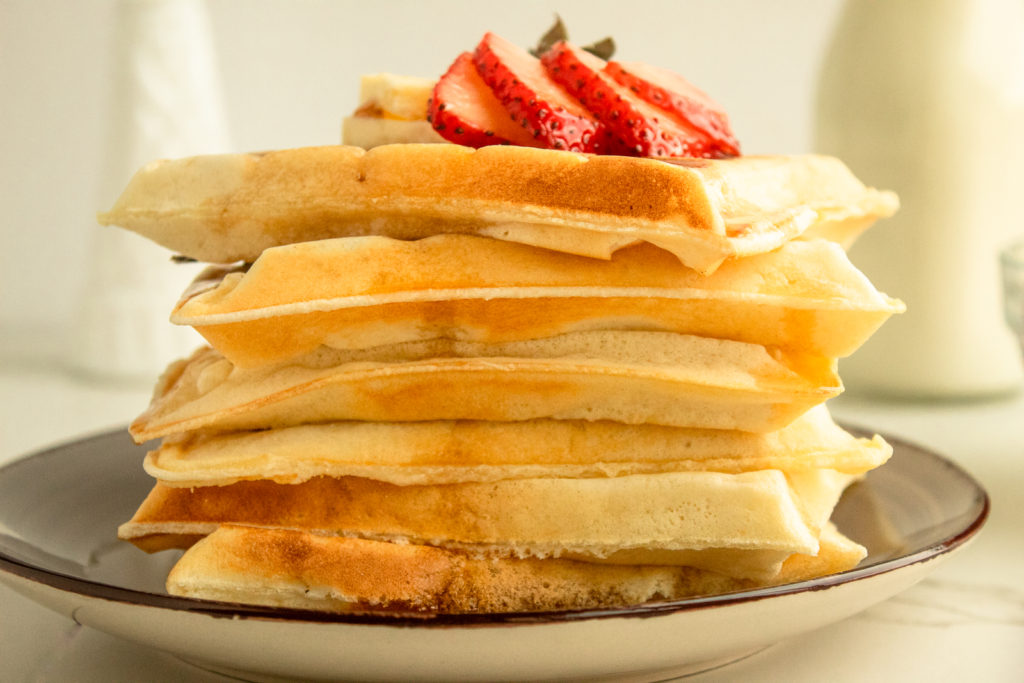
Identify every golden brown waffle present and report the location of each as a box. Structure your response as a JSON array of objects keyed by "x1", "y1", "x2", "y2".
[
  {"x1": 172, "y1": 235, "x2": 902, "y2": 367},
  {"x1": 119, "y1": 467, "x2": 855, "y2": 580},
  {"x1": 129, "y1": 332, "x2": 841, "y2": 442},
  {"x1": 99, "y1": 145, "x2": 897, "y2": 273},
  {"x1": 164, "y1": 524, "x2": 865, "y2": 613},
  {"x1": 143, "y1": 406, "x2": 889, "y2": 487}
]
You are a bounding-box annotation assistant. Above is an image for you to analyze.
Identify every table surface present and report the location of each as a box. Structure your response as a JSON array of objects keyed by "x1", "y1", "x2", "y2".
[{"x1": 2, "y1": 364, "x2": 1023, "y2": 682}]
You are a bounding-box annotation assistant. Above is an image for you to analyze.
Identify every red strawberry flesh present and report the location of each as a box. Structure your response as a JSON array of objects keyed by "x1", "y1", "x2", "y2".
[
  {"x1": 542, "y1": 41, "x2": 719, "y2": 158},
  {"x1": 473, "y1": 32, "x2": 607, "y2": 153},
  {"x1": 427, "y1": 52, "x2": 542, "y2": 148},
  {"x1": 607, "y1": 60, "x2": 740, "y2": 156}
]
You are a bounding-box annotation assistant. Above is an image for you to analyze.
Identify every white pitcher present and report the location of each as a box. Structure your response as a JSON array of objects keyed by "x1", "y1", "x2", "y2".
[
  {"x1": 815, "y1": 0, "x2": 1024, "y2": 397},
  {"x1": 69, "y1": 0, "x2": 231, "y2": 383}
]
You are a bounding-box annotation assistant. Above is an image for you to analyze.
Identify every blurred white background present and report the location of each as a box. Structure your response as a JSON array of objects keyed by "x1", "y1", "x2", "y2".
[{"x1": 0, "y1": 0, "x2": 845, "y2": 377}]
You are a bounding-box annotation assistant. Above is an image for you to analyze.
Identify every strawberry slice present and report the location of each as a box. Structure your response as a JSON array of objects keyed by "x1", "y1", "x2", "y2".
[
  {"x1": 541, "y1": 41, "x2": 718, "y2": 158},
  {"x1": 473, "y1": 32, "x2": 608, "y2": 153},
  {"x1": 427, "y1": 52, "x2": 543, "y2": 148},
  {"x1": 606, "y1": 61, "x2": 740, "y2": 156}
]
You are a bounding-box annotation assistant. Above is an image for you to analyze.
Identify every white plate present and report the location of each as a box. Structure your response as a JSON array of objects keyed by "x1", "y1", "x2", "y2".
[{"x1": 0, "y1": 427, "x2": 988, "y2": 682}]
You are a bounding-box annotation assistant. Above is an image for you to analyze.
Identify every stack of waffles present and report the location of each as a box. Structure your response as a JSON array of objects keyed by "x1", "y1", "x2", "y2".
[{"x1": 103, "y1": 141, "x2": 901, "y2": 613}]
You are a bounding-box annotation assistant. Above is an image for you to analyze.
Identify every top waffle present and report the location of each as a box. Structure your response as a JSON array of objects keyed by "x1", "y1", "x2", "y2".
[{"x1": 98, "y1": 144, "x2": 897, "y2": 274}]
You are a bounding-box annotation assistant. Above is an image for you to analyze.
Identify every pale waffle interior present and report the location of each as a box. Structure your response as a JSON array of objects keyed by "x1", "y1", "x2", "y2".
[{"x1": 107, "y1": 136, "x2": 901, "y2": 613}]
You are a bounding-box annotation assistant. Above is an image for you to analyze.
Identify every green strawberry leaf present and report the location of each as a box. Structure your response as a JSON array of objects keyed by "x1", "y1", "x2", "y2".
[
  {"x1": 529, "y1": 14, "x2": 568, "y2": 57},
  {"x1": 529, "y1": 15, "x2": 615, "y2": 60},
  {"x1": 582, "y1": 37, "x2": 616, "y2": 60}
]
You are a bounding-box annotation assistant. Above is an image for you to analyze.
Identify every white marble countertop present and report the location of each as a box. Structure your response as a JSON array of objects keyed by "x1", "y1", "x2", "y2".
[{"x1": 2, "y1": 364, "x2": 1023, "y2": 682}]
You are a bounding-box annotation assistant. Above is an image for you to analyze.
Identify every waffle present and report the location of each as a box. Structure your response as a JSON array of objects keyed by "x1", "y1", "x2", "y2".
[
  {"x1": 129, "y1": 332, "x2": 841, "y2": 442},
  {"x1": 98, "y1": 144, "x2": 897, "y2": 274},
  {"x1": 172, "y1": 234, "x2": 902, "y2": 367}
]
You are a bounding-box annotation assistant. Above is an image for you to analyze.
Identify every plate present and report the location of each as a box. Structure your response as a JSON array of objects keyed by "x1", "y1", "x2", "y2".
[{"x1": 0, "y1": 427, "x2": 988, "y2": 682}]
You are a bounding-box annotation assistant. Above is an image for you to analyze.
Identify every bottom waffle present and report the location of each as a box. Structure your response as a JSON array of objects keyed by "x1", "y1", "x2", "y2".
[{"x1": 166, "y1": 523, "x2": 866, "y2": 613}]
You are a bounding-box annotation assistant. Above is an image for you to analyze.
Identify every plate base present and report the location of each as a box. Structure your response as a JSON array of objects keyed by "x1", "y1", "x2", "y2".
[{"x1": 177, "y1": 646, "x2": 770, "y2": 683}]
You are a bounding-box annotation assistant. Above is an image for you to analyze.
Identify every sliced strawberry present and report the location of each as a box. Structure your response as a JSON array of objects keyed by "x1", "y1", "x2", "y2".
[
  {"x1": 541, "y1": 41, "x2": 717, "y2": 158},
  {"x1": 473, "y1": 32, "x2": 608, "y2": 153},
  {"x1": 427, "y1": 52, "x2": 542, "y2": 148},
  {"x1": 606, "y1": 61, "x2": 740, "y2": 156}
]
